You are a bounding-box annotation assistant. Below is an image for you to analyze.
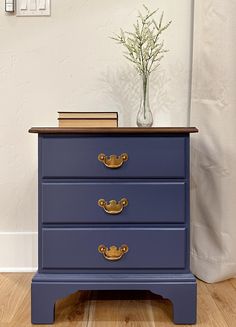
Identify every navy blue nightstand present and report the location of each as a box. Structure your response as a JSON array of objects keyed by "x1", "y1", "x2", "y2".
[{"x1": 29, "y1": 127, "x2": 198, "y2": 324}]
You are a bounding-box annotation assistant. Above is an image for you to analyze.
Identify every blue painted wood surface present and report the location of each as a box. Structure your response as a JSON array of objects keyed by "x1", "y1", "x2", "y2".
[
  {"x1": 32, "y1": 273, "x2": 196, "y2": 324},
  {"x1": 41, "y1": 135, "x2": 186, "y2": 178},
  {"x1": 41, "y1": 227, "x2": 186, "y2": 269},
  {"x1": 42, "y1": 182, "x2": 186, "y2": 224}
]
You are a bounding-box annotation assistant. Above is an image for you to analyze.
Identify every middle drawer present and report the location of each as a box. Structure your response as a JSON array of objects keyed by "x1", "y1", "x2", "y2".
[{"x1": 42, "y1": 182, "x2": 186, "y2": 224}]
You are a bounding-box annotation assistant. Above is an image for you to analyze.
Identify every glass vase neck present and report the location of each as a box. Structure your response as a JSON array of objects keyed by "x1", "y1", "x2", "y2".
[{"x1": 136, "y1": 74, "x2": 153, "y2": 127}]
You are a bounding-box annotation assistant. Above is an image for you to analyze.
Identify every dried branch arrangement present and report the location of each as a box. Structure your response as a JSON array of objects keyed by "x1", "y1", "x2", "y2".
[{"x1": 111, "y1": 5, "x2": 172, "y2": 77}]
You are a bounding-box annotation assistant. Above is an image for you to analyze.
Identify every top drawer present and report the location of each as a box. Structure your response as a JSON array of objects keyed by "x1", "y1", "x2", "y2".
[{"x1": 40, "y1": 135, "x2": 187, "y2": 178}]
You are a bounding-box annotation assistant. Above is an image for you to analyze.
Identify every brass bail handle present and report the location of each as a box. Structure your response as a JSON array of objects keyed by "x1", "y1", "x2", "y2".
[
  {"x1": 98, "y1": 153, "x2": 128, "y2": 169},
  {"x1": 98, "y1": 244, "x2": 129, "y2": 261},
  {"x1": 98, "y1": 198, "x2": 128, "y2": 215}
]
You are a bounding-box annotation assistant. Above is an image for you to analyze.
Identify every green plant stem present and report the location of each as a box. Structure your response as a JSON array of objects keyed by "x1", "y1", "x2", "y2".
[{"x1": 139, "y1": 22, "x2": 146, "y2": 75}]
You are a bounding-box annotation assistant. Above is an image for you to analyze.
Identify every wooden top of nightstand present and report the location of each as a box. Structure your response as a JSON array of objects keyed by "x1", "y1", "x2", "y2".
[{"x1": 29, "y1": 127, "x2": 198, "y2": 134}]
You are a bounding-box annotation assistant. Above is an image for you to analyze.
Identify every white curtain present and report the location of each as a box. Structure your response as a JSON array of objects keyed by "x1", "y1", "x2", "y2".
[{"x1": 190, "y1": 0, "x2": 236, "y2": 282}]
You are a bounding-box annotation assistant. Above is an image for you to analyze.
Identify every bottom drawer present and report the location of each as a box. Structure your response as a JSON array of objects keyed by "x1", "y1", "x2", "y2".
[{"x1": 42, "y1": 228, "x2": 186, "y2": 270}]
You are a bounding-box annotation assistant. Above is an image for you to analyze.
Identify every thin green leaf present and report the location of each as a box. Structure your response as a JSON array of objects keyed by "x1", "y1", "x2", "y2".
[{"x1": 159, "y1": 11, "x2": 164, "y2": 28}]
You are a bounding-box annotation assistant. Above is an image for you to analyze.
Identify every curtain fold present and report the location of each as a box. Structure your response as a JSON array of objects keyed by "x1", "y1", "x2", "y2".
[{"x1": 190, "y1": 0, "x2": 236, "y2": 282}]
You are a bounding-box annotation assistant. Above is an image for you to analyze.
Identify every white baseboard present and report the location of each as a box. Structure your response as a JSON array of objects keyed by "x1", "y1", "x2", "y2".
[
  {"x1": 0, "y1": 232, "x2": 38, "y2": 271},
  {"x1": 0, "y1": 267, "x2": 37, "y2": 272}
]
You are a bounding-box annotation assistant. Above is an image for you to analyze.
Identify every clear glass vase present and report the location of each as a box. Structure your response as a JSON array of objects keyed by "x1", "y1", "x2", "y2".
[{"x1": 136, "y1": 74, "x2": 153, "y2": 127}]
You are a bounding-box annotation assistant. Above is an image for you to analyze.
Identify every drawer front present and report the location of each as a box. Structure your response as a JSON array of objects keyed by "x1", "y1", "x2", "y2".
[
  {"x1": 42, "y1": 182, "x2": 186, "y2": 224},
  {"x1": 42, "y1": 228, "x2": 186, "y2": 269},
  {"x1": 41, "y1": 136, "x2": 186, "y2": 178}
]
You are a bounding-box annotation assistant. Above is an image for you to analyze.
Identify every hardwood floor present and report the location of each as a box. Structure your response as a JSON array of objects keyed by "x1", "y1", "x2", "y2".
[{"x1": 0, "y1": 273, "x2": 235, "y2": 326}]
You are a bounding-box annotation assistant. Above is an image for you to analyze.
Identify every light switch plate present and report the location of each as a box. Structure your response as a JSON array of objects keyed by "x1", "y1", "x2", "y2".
[
  {"x1": 16, "y1": 0, "x2": 50, "y2": 16},
  {"x1": 5, "y1": 0, "x2": 15, "y2": 12}
]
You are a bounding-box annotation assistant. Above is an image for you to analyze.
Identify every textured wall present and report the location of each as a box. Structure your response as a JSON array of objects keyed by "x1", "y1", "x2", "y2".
[{"x1": 0, "y1": 0, "x2": 193, "y2": 270}]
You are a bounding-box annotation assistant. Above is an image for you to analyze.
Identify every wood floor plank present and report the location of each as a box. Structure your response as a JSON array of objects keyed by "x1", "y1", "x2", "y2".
[
  {"x1": 230, "y1": 278, "x2": 236, "y2": 290},
  {"x1": 10, "y1": 273, "x2": 33, "y2": 326},
  {"x1": 206, "y1": 279, "x2": 236, "y2": 327},
  {"x1": 55, "y1": 290, "x2": 92, "y2": 326},
  {"x1": 196, "y1": 280, "x2": 229, "y2": 327},
  {"x1": 0, "y1": 274, "x2": 235, "y2": 326},
  {"x1": 0, "y1": 273, "x2": 32, "y2": 324},
  {"x1": 148, "y1": 290, "x2": 175, "y2": 327},
  {"x1": 85, "y1": 290, "x2": 156, "y2": 327}
]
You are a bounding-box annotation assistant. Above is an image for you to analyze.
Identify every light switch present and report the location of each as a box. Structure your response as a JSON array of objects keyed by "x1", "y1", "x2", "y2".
[
  {"x1": 20, "y1": 0, "x2": 27, "y2": 10},
  {"x1": 38, "y1": 0, "x2": 46, "y2": 10},
  {"x1": 16, "y1": 0, "x2": 51, "y2": 16},
  {"x1": 29, "y1": 0, "x2": 36, "y2": 10},
  {"x1": 5, "y1": 0, "x2": 14, "y2": 12}
]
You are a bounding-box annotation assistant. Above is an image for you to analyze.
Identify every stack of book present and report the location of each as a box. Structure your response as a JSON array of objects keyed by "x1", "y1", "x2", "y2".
[{"x1": 58, "y1": 112, "x2": 118, "y2": 128}]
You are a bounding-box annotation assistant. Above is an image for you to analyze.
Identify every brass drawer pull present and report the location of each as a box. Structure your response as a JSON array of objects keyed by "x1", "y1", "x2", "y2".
[
  {"x1": 98, "y1": 198, "x2": 128, "y2": 215},
  {"x1": 98, "y1": 244, "x2": 129, "y2": 261},
  {"x1": 98, "y1": 153, "x2": 128, "y2": 169}
]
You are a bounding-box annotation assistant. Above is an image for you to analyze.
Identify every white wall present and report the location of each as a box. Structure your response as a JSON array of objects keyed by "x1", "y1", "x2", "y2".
[{"x1": 0, "y1": 0, "x2": 193, "y2": 270}]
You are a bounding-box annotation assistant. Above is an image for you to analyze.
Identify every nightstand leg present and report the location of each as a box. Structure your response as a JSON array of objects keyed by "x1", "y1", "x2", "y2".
[
  {"x1": 151, "y1": 282, "x2": 197, "y2": 325},
  {"x1": 172, "y1": 284, "x2": 197, "y2": 324},
  {"x1": 31, "y1": 283, "x2": 55, "y2": 324}
]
